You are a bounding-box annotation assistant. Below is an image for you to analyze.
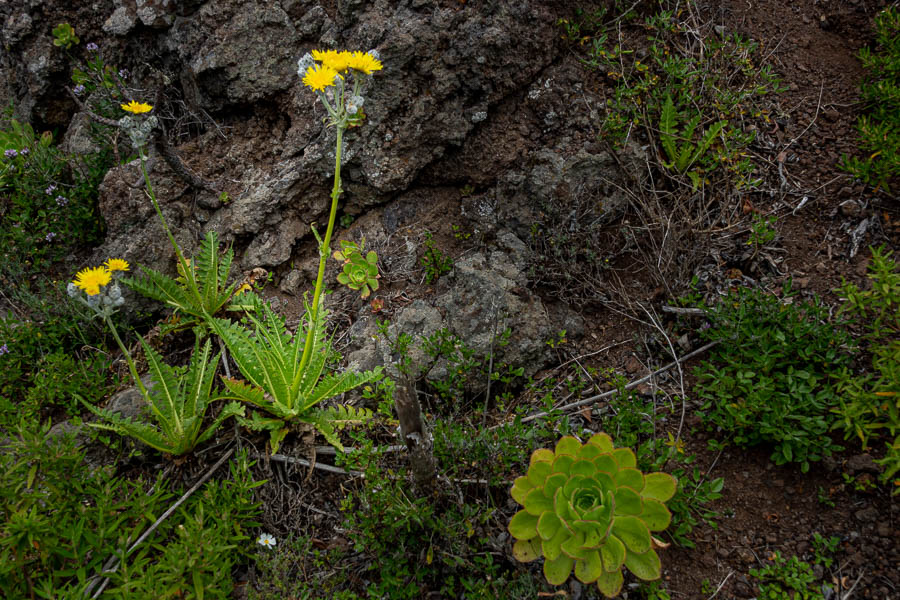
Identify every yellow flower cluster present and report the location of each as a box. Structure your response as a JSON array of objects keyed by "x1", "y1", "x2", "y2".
[
  {"x1": 302, "y1": 50, "x2": 383, "y2": 91},
  {"x1": 72, "y1": 258, "x2": 129, "y2": 296},
  {"x1": 121, "y1": 100, "x2": 153, "y2": 114}
]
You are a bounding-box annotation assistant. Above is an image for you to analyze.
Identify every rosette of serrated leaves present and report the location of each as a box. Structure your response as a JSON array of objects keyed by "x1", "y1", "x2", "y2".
[{"x1": 507, "y1": 433, "x2": 677, "y2": 597}]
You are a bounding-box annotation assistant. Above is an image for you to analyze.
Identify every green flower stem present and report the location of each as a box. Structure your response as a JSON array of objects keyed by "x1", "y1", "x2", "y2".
[
  {"x1": 101, "y1": 313, "x2": 150, "y2": 402},
  {"x1": 137, "y1": 148, "x2": 198, "y2": 300},
  {"x1": 298, "y1": 123, "x2": 345, "y2": 375}
]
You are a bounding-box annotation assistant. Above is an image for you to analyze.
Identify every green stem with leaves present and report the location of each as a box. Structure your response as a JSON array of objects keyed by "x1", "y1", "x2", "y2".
[{"x1": 299, "y1": 124, "x2": 345, "y2": 374}]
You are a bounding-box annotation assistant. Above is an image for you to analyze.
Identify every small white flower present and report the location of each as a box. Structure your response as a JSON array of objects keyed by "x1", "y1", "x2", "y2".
[{"x1": 257, "y1": 533, "x2": 276, "y2": 548}]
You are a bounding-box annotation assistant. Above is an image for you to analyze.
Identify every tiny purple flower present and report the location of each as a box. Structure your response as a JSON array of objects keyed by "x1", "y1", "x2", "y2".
[
  {"x1": 0, "y1": 344, "x2": 8, "y2": 356},
  {"x1": 19, "y1": 148, "x2": 28, "y2": 156},
  {"x1": 45, "y1": 184, "x2": 57, "y2": 195},
  {"x1": 86, "y1": 43, "x2": 99, "y2": 51},
  {"x1": 4, "y1": 149, "x2": 17, "y2": 159},
  {"x1": 45, "y1": 232, "x2": 56, "y2": 242},
  {"x1": 74, "y1": 84, "x2": 85, "y2": 95},
  {"x1": 118, "y1": 69, "x2": 128, "y2": 79},
  {"x1": 56, "y1": 195, "x2": 69, "y2": 207}
]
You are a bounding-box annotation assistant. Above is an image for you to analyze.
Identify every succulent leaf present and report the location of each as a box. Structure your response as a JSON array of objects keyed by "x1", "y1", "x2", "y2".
[
  {"x1": 544, "y1": 554, "x2": 575, "y2": 586},
  {"x1": 511, "y1": 475, "x2": 534, "y2": 504},
  {"x1": 525, "y1": 487, "x2": 554, "y2": 515},
  {"x1": 600, "y1": 533, "x2": 626, "y2": 572},
  {"x1": 594, "y1": 454, "x2": 618, "y2": 473},
  {"x1": 531, "y1": 448, "x2": 555, "y2": 464},
  {"x1": 642, "y1": 472, "x2": 678, "y2": 502},
  {"x1": 595, "y1": 568, "x2": 624, "y2": 598},
  {"x1": 527, "y1": 460, "x2": 553, "y2": 486},
  {"x1": 552, "y1": 454, "x2": 575, "y2": 473},
  {"x1": 508, "y1": 510, "x2": 540, "y2": 540},
  {"x1": 555, "y1": 435, "x2": 582, "y2": 455},
  {"x1": 543, "y1": 472, "x2": 568, "y2": 497},
  {"x1": 613, "y1": 486, "x2": 644, "y2": 515},
  {"x1": 615, "y1": 467, "x2": 645, "y2": 490},
  {"x1": 612, "y1": 447, "x2": 637, "y2": 468},
  {"x1": 641, "y1": 498, "x2": 673, "y2": 531},
  {"x1": 588, "y1": 432, "x2": 615, "y2": 452},
  {"x1": 512, "y1": 537, "x2": 542, "y2": 562},
  {"x1": 574, "y1": 549, "x2": 605, "y2": 584},
  {"x1": 623, "y1": 548, "x2": 662, "y2": 581},
  {"x1": 542, "y1": 526, "x2": 569, "y2": 561},
  {"x1": 611, "y1": 516, "x2": 651, "y2": 554},
  {"x1": 537, "y1": 511, "x2": 562, "y2": 540}
]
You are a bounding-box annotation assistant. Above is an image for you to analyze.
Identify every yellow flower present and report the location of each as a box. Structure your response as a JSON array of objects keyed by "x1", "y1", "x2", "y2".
[
  {"x1": 104, "y1": 258, "x2": 130, "y2": 273},
  {"x1": 346, "y1": 51, "x2": 383, "y2": 75},
  {"x1": 121, "y1": 100, "x2": 153, "y2": 114},
  {"x1": 312, "y1": 49, "x2": 351, "y2": 72},
  {"x1": 73, "y1": 266, "x2": 111, "y2": 296},
  {"x1": 303, "y1": 63, "x2": 341, "y2": 92},
  {"x1": 236, "y1": 283, "x2": 252, "y2": 294}
]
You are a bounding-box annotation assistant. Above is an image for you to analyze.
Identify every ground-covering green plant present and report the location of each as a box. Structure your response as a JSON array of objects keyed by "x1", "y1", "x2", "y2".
[
  {"x1": 580, "y1": 5, "x2": 783, "y2": 189},
  {"x1": 834, "y1": 245, "x2": 900, "y2": 489},
  {"x1": 0, "y1": 109, "x2": 109, "y2": 274},
  {"x1": 0, "y1": 265, "x2": 115, "y2": 429},
  {"x1": 841, "y1": 6, "x2": 899, "y2": 192},
  {"x1": 103, "y1": 450, "x2": 263, "y2": 599},
  {"x1": 335, "y1": 435, "x2": 543, "y2": 600},
  {"x1": 694, "y1": 283, "x2": 853, "y2": 471},
  {"x1": 420, "y1": 231, "x2": 453, "y2": 284},
  {"x1": 508, "y1": 433, "x2": 676, "y2": 597},
  {"x1": 0, "y1": 421, "x2": 173, "y2": 597},
  {"x1": 750, "y1": 552, "x2": 826, "y2": 600}
]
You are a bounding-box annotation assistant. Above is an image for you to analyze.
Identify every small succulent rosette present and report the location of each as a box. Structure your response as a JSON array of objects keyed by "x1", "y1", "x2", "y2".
[{"x1": 507, "y1": 433, "x2": 677, "y2": 598}]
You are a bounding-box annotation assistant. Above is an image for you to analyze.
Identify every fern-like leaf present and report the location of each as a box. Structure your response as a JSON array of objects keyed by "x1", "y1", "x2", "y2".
[
  {"x1": 660, "y1": 94, "x2": 678, "y2": 164},
  {"x1": 302, "y1": 368, "x2": 383, "y2": 412}
]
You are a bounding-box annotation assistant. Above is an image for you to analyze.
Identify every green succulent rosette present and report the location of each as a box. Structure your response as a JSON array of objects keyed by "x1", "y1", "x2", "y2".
[{"x1": 507, "y1": 433, "x2": 677, "y2": 598}]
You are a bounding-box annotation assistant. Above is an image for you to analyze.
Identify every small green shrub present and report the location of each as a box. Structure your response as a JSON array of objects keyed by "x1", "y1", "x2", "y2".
[
  {"x1": 750, "y1": 552, "x2": 827, "y2": 600},
  {"x1": 0, "y1": 420, "x2": 174, "y2": 597},
  {"x1": 841, "y1": 7, "x2": 900, "y2": 191},
  {"x1": 834, "y1": 245, "x2": 900, "y2": 489},
  {"x1": 25, "y1": 351, "x2": 113, "y2": 417},
  {"x1": 104, "y1": 450, "x2": 263, "y2": 599},
  {"x1": 420, "y1": 231, "x2": 453, "y2": 284},
  {"x1": 337, "y1": 436, "x2": 538, "y2": 599},
  {"x1": 0, "y1": 109, "x2": 110, "y2": 273},
  {"x1": 694, "y1": 284, "x2": 853, "y2": 471}
]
